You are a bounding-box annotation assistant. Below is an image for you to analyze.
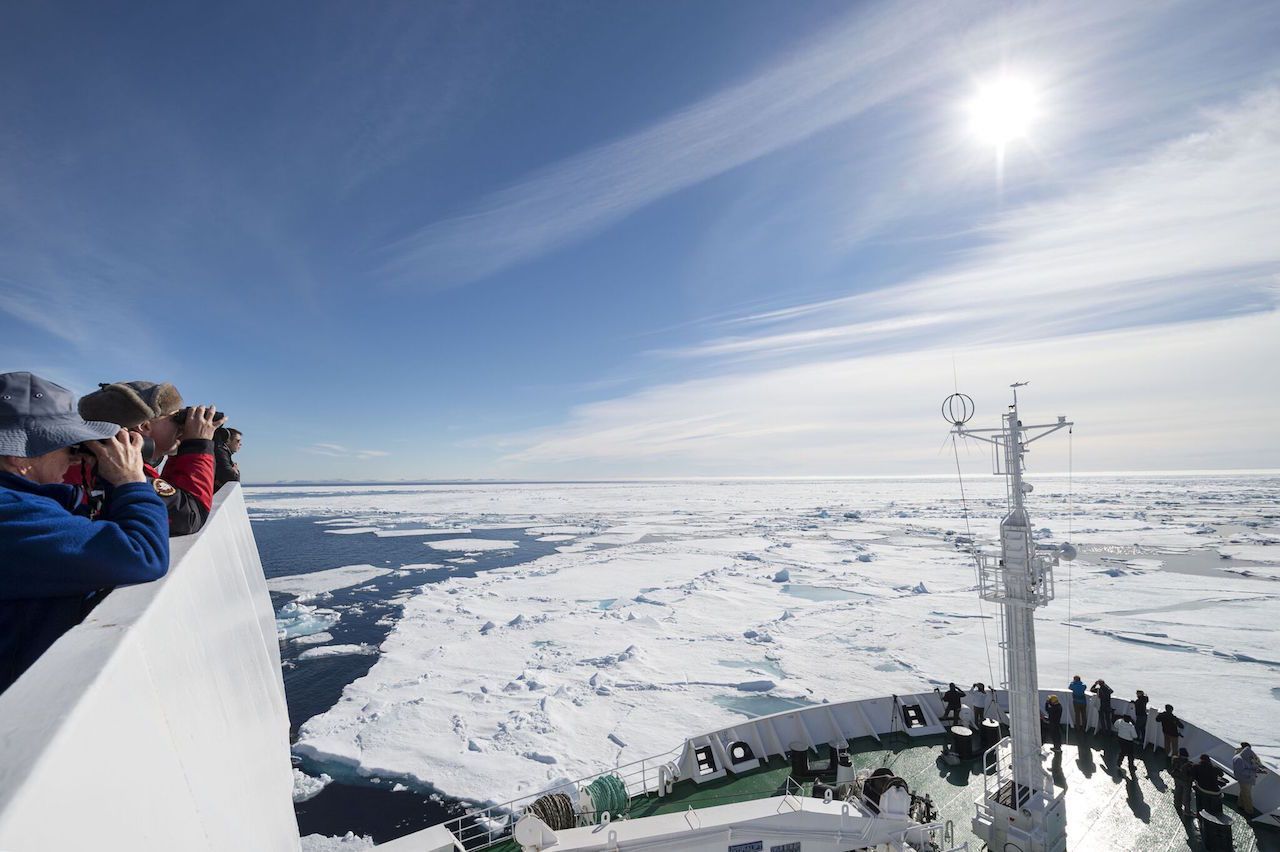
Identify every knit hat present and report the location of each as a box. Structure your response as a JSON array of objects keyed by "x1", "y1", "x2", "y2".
[
  {"x1": 78, "y1": 381, "x2": 183, "y2": 429},
  {"x1": 0, "y1": 372, "x2": 121, "y2": 457}
]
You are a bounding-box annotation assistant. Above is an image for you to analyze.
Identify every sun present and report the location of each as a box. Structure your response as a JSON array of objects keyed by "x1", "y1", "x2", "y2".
[{"x1": 967, "y1": 75, "x2": 1038, "y2": 147}]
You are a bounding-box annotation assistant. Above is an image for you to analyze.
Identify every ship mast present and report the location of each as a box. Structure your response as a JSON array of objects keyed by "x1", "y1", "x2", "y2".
[{"x1": 945, "y1": 383, "x2": 1073, "y2": 852}]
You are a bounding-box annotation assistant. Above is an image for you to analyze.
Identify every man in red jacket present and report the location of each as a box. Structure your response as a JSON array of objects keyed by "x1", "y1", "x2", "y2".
[{"x1": 74, "y1": 381, "x2": 221, "y2": 536}]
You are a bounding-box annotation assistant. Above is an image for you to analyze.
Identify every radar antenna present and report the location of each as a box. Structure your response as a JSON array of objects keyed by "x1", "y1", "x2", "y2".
[{"x1": 945, "y1": 385, "x2": 1074, "y2": 852}]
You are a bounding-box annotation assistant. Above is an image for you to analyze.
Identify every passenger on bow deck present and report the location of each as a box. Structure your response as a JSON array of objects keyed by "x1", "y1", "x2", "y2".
[
  {"x1": 1068, "y1": 675, "x2": 1088, "y2": 732},
  {"x1": 1091, "y1": 678, "x2": 1115, "y2": 732},
  {"x1": 1157, "y1": 704, "x2": 1186, "y2": 757},
  {"x1": 969, "y1": 682, "x2": 990, "y2": 724},
  {"x1": 940, "y1": 683, "x2": 965, "y2": 725},
  {"x1": 1193, "y1": 754, "x2": 1228, "y2": 817},
  {"x1": 73, "y1": 380, "x2": 221, "y2": 536},
  {"x1": 1132, "y1": 688, "x2": 1149, "y2": 745},
  {"x1": 1043, "y1": 695, "x2": 1063, "y2": 752},
  {"x1": 1233, "y1": 742, "x2": 1266, "y2": 817},
  {"x1": 1171, "y1": 748, "x2": 1194, "y2": 815},
  {"x1": 0, "y1": 373, "x2": 169, "y2": 695},
  {"x1": 1112, "y1": 715, "x2": 1138, "y2": 774}
]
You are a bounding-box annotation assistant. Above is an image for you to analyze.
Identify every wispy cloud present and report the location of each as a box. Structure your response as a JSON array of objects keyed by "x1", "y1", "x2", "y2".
[
  {"x1": 490, "y1": 87, "x2": 1280, "y2": 474},
  {"x1": 673, "y1": 88, "x2": 1280, "y2": 363},
  {"x1": 493, "y1": 312, "x2": 1280, "y2": 475},
  {"x1": 304, "y1": 442, "x2": 391, "y2": 460},
  {"x1": 379, "y1": 1, "x2": 1167, "y2": 289}
]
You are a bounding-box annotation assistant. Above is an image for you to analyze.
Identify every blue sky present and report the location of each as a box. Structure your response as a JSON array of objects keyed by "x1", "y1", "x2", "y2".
[{"x1": 3, "y1": 1, "x2": 1278, "y2": 482}]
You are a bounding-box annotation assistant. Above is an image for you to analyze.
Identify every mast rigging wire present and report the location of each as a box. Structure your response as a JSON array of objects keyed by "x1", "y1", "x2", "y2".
[{"x1": 951, "y1": 434, "x2": 998, "y2": 692}]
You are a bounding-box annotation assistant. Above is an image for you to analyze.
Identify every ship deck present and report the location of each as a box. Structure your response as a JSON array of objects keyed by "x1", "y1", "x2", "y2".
[{"x1": 484, "y1": 729, "x2": 1278, "y2": 852}]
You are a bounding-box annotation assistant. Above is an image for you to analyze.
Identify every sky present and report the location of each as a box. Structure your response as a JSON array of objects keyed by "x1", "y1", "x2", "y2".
[{"x1": 2, "y1": 1, "x2": 1278, "y2": 482}]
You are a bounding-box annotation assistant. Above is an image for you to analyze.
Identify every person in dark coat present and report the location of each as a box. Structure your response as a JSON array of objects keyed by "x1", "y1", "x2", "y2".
[
  {"x1": 0, "y1": 372, "x2": 170, "y2": 694},
  {"x1": 1044, "y1": 695, "x2": 1064, "y2": 752},
  {"x1": 74, "y1": 381, "x2": 220, "y2": 536},
  {"x1": 1091, "y1": 679, "x2": 1115, "y2": 731},
  {"x1": 1157, "y1": 705, "x2": 1185, "y2": 757},
  {"x1": 941, "y1": 683, "x2": 965, "y2": 725},
  {"x1": 1132, "y1": 689, "x2": 1149, "y2": 746},
  {"x1": 1192, "y1": 754, "x2": 1227, "y2": 817},
  {"x1": 213, "y1": 426, "x2": 241, "y2": 492},
  {"x1": 1171, "y1": 748, "x2": 1194, "y2": 815}
]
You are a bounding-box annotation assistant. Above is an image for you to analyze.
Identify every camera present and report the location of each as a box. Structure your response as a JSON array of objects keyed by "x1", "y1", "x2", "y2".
[{"x1": 172, "y1": 407, "x2": 227, "y2": 426}]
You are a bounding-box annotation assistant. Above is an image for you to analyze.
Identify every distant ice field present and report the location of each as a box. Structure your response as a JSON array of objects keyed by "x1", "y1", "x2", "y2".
[{"x1": 247, "y1": 476, "x2": 1280, "y2": 811}]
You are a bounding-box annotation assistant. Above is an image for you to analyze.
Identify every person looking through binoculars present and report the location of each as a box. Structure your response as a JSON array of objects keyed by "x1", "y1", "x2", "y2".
[{"x1": 73, "y1": 381, "x2": 222, "y2": 536}]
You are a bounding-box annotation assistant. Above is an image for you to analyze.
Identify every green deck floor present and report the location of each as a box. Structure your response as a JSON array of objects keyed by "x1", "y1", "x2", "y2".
[{"x1": 479, "y1": 730, "x2": 1278, "y2": 851}]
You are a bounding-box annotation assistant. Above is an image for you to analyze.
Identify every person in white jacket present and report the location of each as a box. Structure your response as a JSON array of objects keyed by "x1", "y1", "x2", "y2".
[
  {"x1": 1113, "y1": 715, "x2": 1138, "y2": 774},
  {"x1": 969, "y1": 682, "x2": 991, "y2": 725}
]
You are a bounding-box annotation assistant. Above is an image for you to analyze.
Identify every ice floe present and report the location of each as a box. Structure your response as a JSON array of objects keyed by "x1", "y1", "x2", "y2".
[
  {"x1": 426, "y1": 539, "x2": 519, "y2": 551},
  {"x1": 298, "y1": 644, "x2": 378, "y2": 660},
  {"x1": 292, "y1": 632, "x2": 335, "y2": 646},
  {"x1": 276, "y1": 602, "x2": 341, "y2": 641},
  {"x1": 299, "y1": 832, "x2": 373, "y2": 851},
  {"x1": 267, "y1": 565, "x2": 393, "y2": 599},
  {"x1": 292, "y1": 768, "x2": 332, "y2": 802}
]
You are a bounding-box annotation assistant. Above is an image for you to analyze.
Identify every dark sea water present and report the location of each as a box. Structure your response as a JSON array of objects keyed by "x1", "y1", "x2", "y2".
[{"x1": 251, "y1": 512, "x2": 559, "y2": 843}]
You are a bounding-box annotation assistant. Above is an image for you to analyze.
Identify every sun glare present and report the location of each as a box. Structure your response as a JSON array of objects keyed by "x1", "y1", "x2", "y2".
[{"x1": 968, "y1": 75, "x2": 1038, "y2": 147}]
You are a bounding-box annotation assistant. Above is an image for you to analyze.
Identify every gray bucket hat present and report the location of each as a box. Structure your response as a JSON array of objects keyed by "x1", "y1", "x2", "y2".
[{"x1": 0, "y1": 372, "x2": 121, "y2": 458}]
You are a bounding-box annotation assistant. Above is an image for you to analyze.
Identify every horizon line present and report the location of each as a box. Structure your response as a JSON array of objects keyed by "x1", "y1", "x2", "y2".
[{"x1": 243, "y1": 467, "x2": 1280, "y2": 487}]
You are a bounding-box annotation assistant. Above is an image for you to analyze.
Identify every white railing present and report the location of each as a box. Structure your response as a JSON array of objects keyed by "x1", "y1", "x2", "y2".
[{"x1": 0, "y1": 485, "x2": 299, "y2": 851}]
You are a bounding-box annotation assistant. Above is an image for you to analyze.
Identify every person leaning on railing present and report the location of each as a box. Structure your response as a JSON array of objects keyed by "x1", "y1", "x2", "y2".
[
  {"x1": 0, "y1": 372, "x2": 169, "y2": 695},
  {"x1": 75, "y1": 380, "x2": 220, "y2": 536}
]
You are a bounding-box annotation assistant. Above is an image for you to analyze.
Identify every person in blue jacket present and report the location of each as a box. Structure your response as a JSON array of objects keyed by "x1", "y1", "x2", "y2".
[
  {"x1": 0, "y1": 372, "x2": 170, "y2": 694},
  {"x1": 1068, "y1": 675, "x2": 1088, "y2": 733}
]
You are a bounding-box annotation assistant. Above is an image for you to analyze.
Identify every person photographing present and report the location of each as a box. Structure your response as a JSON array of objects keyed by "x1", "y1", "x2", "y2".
[{"x1": 0, "y1": 372, "x2": 169, "y2": 693}]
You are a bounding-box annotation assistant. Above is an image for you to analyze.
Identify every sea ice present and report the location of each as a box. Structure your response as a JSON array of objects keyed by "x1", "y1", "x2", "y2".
[
  {"x1": 299, "y1": 832, "x2": 374, "y2": 851},
  {"x1": 298, "y1": 644, "x2": 378, "y2": 660},
  {"x1": 426, "y1": 539, "x2": 519, "y2": 551},
  {"x1": 292, "y1": 768, "x2": 332, "y2": 802},
  {"x1": 373, "y1": 528, "x2": 471, "y2": 537},
  {"x1": 293, "y1": 632, "x2": 335, "y2": 646},
  {"x1": 265, "y1": 476, "x2": 1280, "y2": 808},
  {"x1": 267, "y1": 565, "x2": 393, "y2": 599},
  {"x1": 276, "y1": 602, "x2": 341, "y2": 641}
]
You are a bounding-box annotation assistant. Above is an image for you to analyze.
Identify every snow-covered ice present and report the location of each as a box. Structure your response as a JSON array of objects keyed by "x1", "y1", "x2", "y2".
[
  {"x1": 267, "y1": 565, "x2": 393, "y2": 599},
  {"x1": 292, "y1": 768, "x2": 333, "y2": 802},
  {"x1": 275, "y1": 601, "x2": 342, "y2": 641},
  {"x1": 298, "y1": 644, "x2": 378, "y2": 660},
  {"x1": 426, "y1": 538, "x2": 519, "y2": 552},
  {"x1": 292, "y1": 632, "x2": 335, "y2": 646},
  {"x1": 255, "y1": 476, "x2": 1280, "y2": 807},
  {"x1": 299, "y1": 832, "x2": 373, "y2": 851}
]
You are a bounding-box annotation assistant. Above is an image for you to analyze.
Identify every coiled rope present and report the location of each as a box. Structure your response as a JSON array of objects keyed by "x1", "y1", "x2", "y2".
[
  {"x1": 528, "y1": 792, "x2": 575, "y2": 831},
  {"x1": 583, "y1": 774, "x2": 628, "y2": 822}
]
